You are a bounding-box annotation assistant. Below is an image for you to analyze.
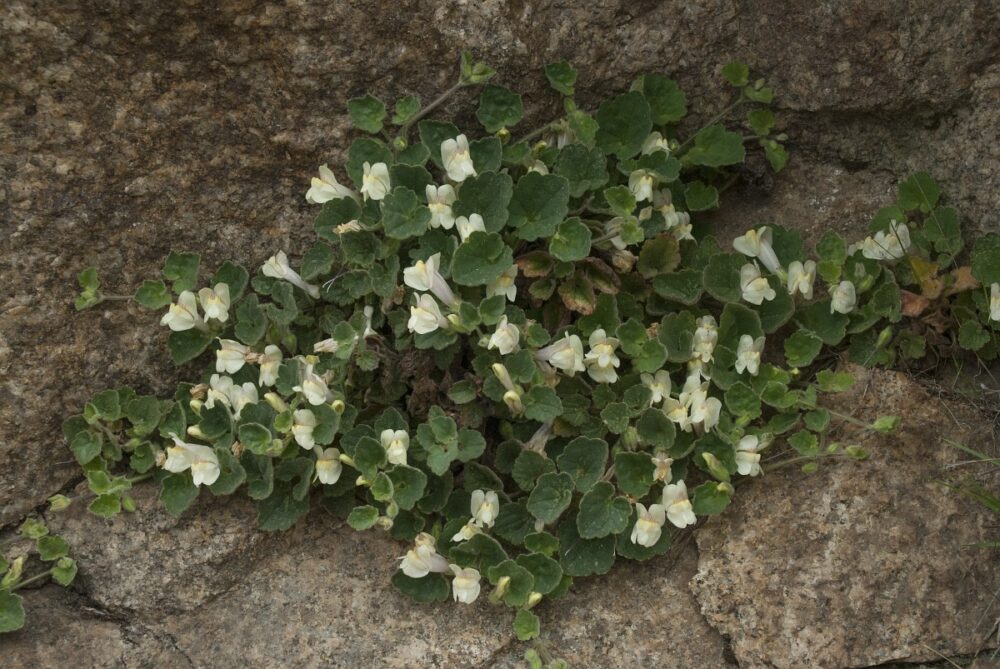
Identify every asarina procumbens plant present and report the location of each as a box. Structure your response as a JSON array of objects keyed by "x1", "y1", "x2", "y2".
[{"x1": 4, "y1": 53, "x2": 999, "y2": 653}]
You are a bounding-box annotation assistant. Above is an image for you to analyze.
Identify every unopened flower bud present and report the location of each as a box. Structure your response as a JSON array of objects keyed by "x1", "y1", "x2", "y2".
[
  {"x1": 375, "y1": 516, "x2": 394, "y2": 530},
  {"x1": 525, "y1": 592, "x2": 543, "y2": 609},
  {"x1": 121, "y1": 495, "x2": 137, "y2": 513},
  {"x1": 47, "y1": 494, "x2": 72, "y2": 511},
  {"x1": 189, "y1": 399, "x2": 204, "y2": 416},
  {"x1": 264, "y1": 392, "x2": 288, "y2": 413},
  {"x1": 331, "y1": 399, "x2": 346, "y2": 414},
  {"x1": 496, "y1": 127, "x2": 510, "y2": 143},
  {"x1": 621, "y1": 426, "x2": 640, "y2": 451},
  {"x1": 393, "y1": 136, "x2": 407, "y2": 151},
  {"x1": 187, "y1": 425, "x2": 208, "y2": 440}
]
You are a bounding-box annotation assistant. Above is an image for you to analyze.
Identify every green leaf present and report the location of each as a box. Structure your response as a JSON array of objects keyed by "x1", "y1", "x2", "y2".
[
  {"x1": 595, "y1": 91, "x2": 652, "y2": 158},
  {"x1": 702, "y1": 253, "x2": 744, "y2": 303},
  {"x1": 392, "y1": 95, "x2": 420, "y2": 125},
  {"x1": 638, "y1": 234, "x2": 681, "y2": 278},
  {"x1": 615, "y1": 452, "x2": 656, "y2": 497},
  {"x1": 134, "y1": 280, "x2": 172, "y2": 309},
  {"x1": 299, "y1": 241, "x2": 336, "y2": 281},
  {"x1": 52, "y1": 557, "x2": 77, "y2": 586},
  {"x1": 784, "y1": 330, "x2": 824, "y2": 368},
  {"x1": 576, "y1": 481, "x2": 631, "y2": 539},
  {"x1": 70, "y1": 430, "x2": 102, "y2": 465},
  {"x1": 0, "y1": 591, "x2": 25, "y2": 633},
  {"x1": 477, "y1": 84, "x2": 523, "y2": 132},
  {"x1": 600, "y1": 402, "x2": 630, "y2": 434},
  {"x1": 634, "y1": 74, "x2": 687, "y2": 124},
  {"x1": 88, "y1": 494, "x2": 121, "y2": 518},
  {"x1": 418, "y1": 120, "x2": 460, "y2": 169},
  {"x1": 470, "y1": 136, "x2": 502, "y2": 173},
  {"x1": 487, "y1": 559, "x2": 535, "y2": 606},
  {"x1": 554, "y1": 144, "x2": 609, "y2": 197},
  {"x1": 684, "y1": 181, "x2": 719, "y2": 211},
  {"x1": 160, "y1": 473, "x2": 199, "y2": 517},
  {"x1": 234, "y1": 295, "x2": 267, "y2": 345},
  {"x1": 389, "y1": 163, "x2": 433, "y2": 198},
  {"x1": 691, "y1": 482, "x2": 732, "y2": 515},
  {"x1": 515, "y1": 553, "x2": 563, "y2": 594},
  {"x1": 636, "y1": 408, "x2": 676, "y2": 450},
  {"x1": 209, "y1": 448, "x2": 246, "y2": 496},
  {"x1": 239, "y1": 423, "x2": 273, "y2": 455},
  {"x1": 382, "y1": 186, "x2": 431, "y2": 240},
  {"x1": 722, "y1": 61, "x2": 750, "y2": 86},
  {"x1": 923, "y1": 207, "x2": 963, "y2": 256},
  {"x1": 527, "y1": 472, "x2": 576, "y2": 523},
  {"x1": 788, "y1": 430, "x2": 819, "y2": 456},
  {"x1": 897, "y1": 171, "x2": 939, "y2": 213},
  {"x1": 512, "y1": 451, "x2": 557, "y2": 492},
  {"x1": 452, "y1": 171, "x2": 513, "y2": 233},
  {"x1": 558, "y1": 519, "x2": 616, "y2": 577},
  {"x1": 549, "y1": 217, "x2": 592, "y2": 262},
  {"x1": 509, "y1": 172, "x2": 570, "y2": 241},
  {"x1": 391, "y1": 571, "x2": 450, "y2": 603},
  {"x1": 314, "y1": 197, "x2": 362, "y2": 241},
  {"x1": 971, "y1": 233, "x2": 1000, "y2": 284},
  {"x1": 514, "y1": 609, "x2": 541, "y2": 641},
  {"x1": 816, "y1": 369, "x2": 854, "y2": 393},
  {"x1": 347, "y1": 94, "x2": 387, "y2": 134},
  {"x1": 451, "y1": 231, "x2": 514, "y2": 286},
  {"x1": 36, "y1": 535, "x2": 69, "y2": 561},
  {"x1": 524, "y1": 532, "x2": 560, "y2": 556},
  {"x1": 167, "y1": 329, "x2": 213, "y2": 364},
  {"x1": 449, "y1": 534, "x2": 508, "y2": 572},
  {"x1": 725, "y1": 382, "x2": 762, "y2": 420},
  {"x1": 494, "y1": 501, "x2": 537, "y2": 545},
  {"x1": 659, "y1": 311, "x2": 697, "y2": 362},
  {"x1": 544, "y1": 60, "x2": 577, "y2": 96},
  {"x1": 347, "y1": 505, "x2": 380, "y2": 530},
  {"x1": 459, "y1": 49, "x2": 495, "y2": 85},
  {"x1": 556, "y1": 437, "x2": 608, "y2": 493},
  {"x1": 959, "y1": 320, "x2": 990, "y2": 351},
  {"x1": 523, "y1": 386, "x2": 563, "y2": 423},
  {"x1": 804, "y1": 409, "x2": 831, "y2": 432},
  {"x1": 816, "y1": 230, "x2": 848, "y2": 283},
  {"x1": 683, "y1": 125, "x2": 745, "y2": 167},
  {"x1": 346, "y1": 137, "x2": 392, "y2": 186},
  {"x1": 212, "y1": 261, "x2": 250, "y2": 302},
  {"x1": 387, "y1": 465, "x2": 427, "y2": 511},
  {"x1": 748, "y1": 108, "x2": 775, "y2": 136},
  {"x1": 125, "y1": 396, "x2": 161, "y2": 436},
  {"x1": 257, "y1": 481, "x2": 310, "y2": 531},
  {"x1": 163, "y1": 251, "x2": 200, "y2": 293}
]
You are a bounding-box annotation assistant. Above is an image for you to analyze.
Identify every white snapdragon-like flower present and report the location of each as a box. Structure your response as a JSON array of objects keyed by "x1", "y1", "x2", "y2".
[
  {"x1": 399, "y1": 533, "x2": 450, "y2": 578},
  {"x1": 735, "y1": 334, "x2": 765, "y2": 376},
  {"x1": 204, "y1": 374, "x2": 258, "y2": 418},
  {"x1": 360, "y1": 161, "x2": 390, "y2": 201},
  {"x1": 641, "y1": 370, "x2": 672, "y2": 405},
  {"x1": 258, "y1": 345, "x2": 282, "y2": 386},
  {"x1": 487, "y1": 264, "x2": 518, "y2": 302},
  {"x1": 455, "y1": 213, "x2": 486, "y2": 243},
  {"x1": 492, "y1": 363, "x2": 523, "y2": 414},
  {"x1": 536, "y1": 333, "x2": 586, "y2": 376},
  {"x1": 786, "y1": 260, "x2": 816, "y2": 299},
  {"x1": 604, "y1": 218, "x2": 628, "y2": 250},
  {"x1": 630, "y1": 502, "x2": 666, "y2": 547},
  {"x1": 527, "y1": 160, "x2": 549, "y2": 175},
  {"x1": 362, "y1": 305, "x2": 376, "y2": 338},
  {"x1": 305, "y1": 164, "x2": 355, "y2": 204},
  {"x1": 733, "y1": 226, "x2": 781, "y2": 274},
  {"x1": 164, "y1": 436, "x2": 220, "y2": 487},
  {"x1": 228, "y1": 381, "x2": 258, "y2": 419},
  {"x1": 198, "y1": 283, "x2": 231, "y2": 322},
  {"x1": 315, "y1": 446, "x2": 343, "y2": 484},
  {"x1": 262, "y1": 251, "x2": 320, "y2": 299},
  {"x1": 663, "y1": 396, "x2": 692, "y2": 432},
  {"x1": 381, "y1": 429, "x2": 409, "y2": 466},
  {"x1": 451, "y1": 521, "x2": 482, "y2": 543},
  {"x1": 740, "y1": 262, "x2": 776, "y2": 305},
  {"x1": 652, "y1": 452, "x2": 673, "y2": 483},
  {"x1": 687, "y1": 383, "x2": 722, "y2": 432},
  {"x1": 992, "y1": 283, "x2": 1000, "y2": 322},
  {"x1": 292, "y1": 409, "x2": 318, "y2": 450},
  {"x1": 403, "y1": 253, "x2": 459, "y2": 307},
  {"x1": 692, "y1": 315, "x2": 718, "y2": 363},
  {"x1": 830, "y1": 280, "x2": 857, "y2": 314},
  {"x1": 641, "y1": 131, "x2": 671, "y2": 155},
  {"x1": 662, "y1": 480, "x2": 697, "y2": 528},
  {"x1": 313, "y1": 338, "x2": 342, "y2": 354},
  {"x1": 488, "y1": 316, "x2": 520, "y2": 355},
  {"x1": 407, "y1": 293, "x2": 450, "y2": 335},
  {"x1": 861, "y1": 221, "x2": 911, "y2": 260},
  {"x1": 629, "y1": 170, "x2": 656, "y2": 202},
  {"x1": 687, "y1": 358, "x2": 710, "y2": 381},
  {"x1": 215, "y1": 339, "x2": 249, "y2": 374},
  {"x1": 294, "y1": 362, "x2": 331, "y2": 406},
  {"x1": 735, "y1": 435, "x2": 762, "y2": 477},
  {"x1": 160, "y1": 291, "x2": 205, "y2": 332},
  {"x1": 450, "y1": 564, "x2": 482, "y2": 604},
  {"x1": 470, "y1": 489, "x2": 499, "y2": 529},
  {"x1": 426, "y1": 184, "x2": 457, "y2": 229},
  {"x1": 584, "y1": 328, "x2": 621, "y2": 384},
  {"x1": 441, "y1": 134, "x2": 477, "y2": 182}
]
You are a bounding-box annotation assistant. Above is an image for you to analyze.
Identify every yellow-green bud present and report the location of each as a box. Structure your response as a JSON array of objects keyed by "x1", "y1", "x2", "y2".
[
  {"x1": 189, "y1": 399, "x2": 204, "y2": 416},
  {"x1": 186, "y1": 425, "x2": 208, "y2": 440},
  {"x1": 264, "y1": 392, "x2": 288, "y2": 413},
  {"x1": 375, "y1": 516, "x2": 394, "y2": 530},
  {"x1": 393, "y1": 136, "x2": 407, "y2": 151},
  {"x1": 331, "y1": 399, "x2": 346, "y2": 414},
  {"x1": 47, "y1": 494, "x2": 72, "y2": 512},
  {"x1": 525, "y1": 592, "x2": 543, "y2": 609}
]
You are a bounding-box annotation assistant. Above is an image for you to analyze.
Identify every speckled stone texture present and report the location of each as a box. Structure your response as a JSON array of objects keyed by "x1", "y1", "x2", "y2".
[{"x1": 2, "y1": 1, "x2": 1000, "y2": 667}]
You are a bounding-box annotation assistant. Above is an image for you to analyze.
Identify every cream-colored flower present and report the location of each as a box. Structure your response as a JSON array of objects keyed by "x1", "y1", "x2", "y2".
[
  {"x1": 830, "y1": 280, "x2": 857, "y2": 314},
  {"x1": 630, "y1": 502, "x2": 666, "y2": 547},
  {"x1": 735, "y1": 334, "x2": 765, "y2": 376},
  {"x1": 733, "y1": 226, "x2": 781, "y2": 274},
  {"x1": 692, "y1": 315, "x2": 718, "y2": 363},
  {"x1": 584, "y1": 328, "x2": 621, "y2": 384},
  {"x1": 215, "y1": 339, "x2": 249, "y2": 374},
  {"x1": 786, "y1": 260, "x2": 816, "y2": 299},
  {"x1": 315, "y1": 446, "x2": 343, "y2": 484},
  {"x1": 262, "y1": 251, "x2": 320, "y2": 299},
  {"x1": 407, "y1": 293, "x2": 450, "y2": 335},
  {"x1": 294, "y1": 362, "x2": 331, "y2": 406},
  {"x1": 258, "y1": 345, "x2": 282, "y2": 386},
  {"x1": 662, "y1": 480, "x2": 697, "y2": 528},
  {"x1": 861, "y1": 221, "x2": 911, "y2": 260},
  {"x1": 740, "y1": 262, "x2": 776, "y2": 305},
  {"x1": 536, "y1": 333, "x2": 585, "y2": 376},
  {"x1": 652, "y1": 452, "x2": 673, "y2": 483},
  {"x1": 629, "y1": 170, "x2": 656, "y2": 203},
  {"x1": 735, "y1": 435, "x2": 762, "y2": 477},
  {"x1": 305, "y1": 164, "x2": 355, "y2": 204},
  {"x1": 292, "y1": 409, "x2": 318, "y2": 450},
  {"x1": 164, "y1": 436, "x2": 220, "y2": 487},
  {"x1": 441, "y1": 134, "x2": 477, "y2": 182},
  {"x1": 641, "y1": 370, "x2": 672, "y2": 405},
  {"x1": 487, "y1": 264, "x2": 518, "y2": 302},
  {"x1": 455, "y1": 213, "x2": 486, "y2": 243},
  {"x1": 381, "y1": 429, "x2": 409, "y2": 466},
  {"x1": 426, "y1": 184, "x2": 457, "y2": 229},
  {"x1": 451, "y1": 521, "x2": 482, "y2": 543},
  {"x1": 488, "y1": 316, "x2": 519, "y2": 355},
  {"x1": 399, "y1": 534, "x2": 450, "y2": 578},
  {"x1": 160, "y1": 291, "x2": 204, "y2": 332},
  {"x1": 404, "y1": 253, "x2": 459, "y2": 307},
  {"x1": 641, "y1": 131, "x2": 671, "y2": 155},
  {"x1": 198, "y1": 283, "x2": 231, "y2": 322},
  {"x1": 360, "y1": 161, "x2": 390, "y2": 201},
  {"x1": 470, "y1": 489, "x2": 500, "y2": 529},
  {"x1": 449, "y1": 564, "x2": 482, "y2": 603},
  {"x1": 527, "y1": 160, "x2": 549, "y2": 175}
]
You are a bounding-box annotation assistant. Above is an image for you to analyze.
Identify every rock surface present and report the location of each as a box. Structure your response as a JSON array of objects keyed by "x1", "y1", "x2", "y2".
[
  {"x1": 3, "y1": 1, "x2": 1000, "y2": 667},
  {"x1": 692, "y1": 366, "x2": 1000, "y2": 669}
]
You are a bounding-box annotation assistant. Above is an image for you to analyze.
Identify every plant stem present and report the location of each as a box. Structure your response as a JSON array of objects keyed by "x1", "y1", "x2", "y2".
[
  {"x1": 677, "y1": 97, "x2": 747, "y2": 152},
  {"x1": 100, "y1": 295, "x2": 132, "y2": 302},
  {"x1": 401, "y1": 81, "x2": 464, "y2": 137},
  {"x1": 10, "y1": 568, "x2": 54, "y2": 591},
  {"x1": 797, "y1": 400, "x2": 871, "y2": 430},
  {"x1": 767, "y1": 452, "x2": 845, "y2": 472}
]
